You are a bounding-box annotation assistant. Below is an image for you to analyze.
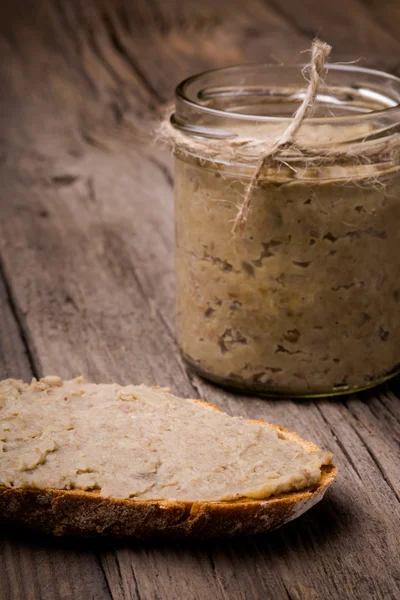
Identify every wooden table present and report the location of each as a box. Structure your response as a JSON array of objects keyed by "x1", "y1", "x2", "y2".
[{"x1": 0, "y1": 1, "x2": 399, "y2": 598}]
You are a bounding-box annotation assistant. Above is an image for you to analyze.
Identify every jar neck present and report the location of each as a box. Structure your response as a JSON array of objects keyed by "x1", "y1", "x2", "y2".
[{"x1": 173, "y1": 64, "x2": 400, "y2": 155}]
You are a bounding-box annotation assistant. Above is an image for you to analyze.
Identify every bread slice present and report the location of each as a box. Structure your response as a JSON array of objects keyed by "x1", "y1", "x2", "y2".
[{"x1": 0, "y1": 377, "x2": 336, "y2": 539}]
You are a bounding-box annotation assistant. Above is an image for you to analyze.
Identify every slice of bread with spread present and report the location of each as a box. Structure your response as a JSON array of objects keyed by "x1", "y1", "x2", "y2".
[{"x1": 0, "y1": 376, "x2": 336, "y2": 539}]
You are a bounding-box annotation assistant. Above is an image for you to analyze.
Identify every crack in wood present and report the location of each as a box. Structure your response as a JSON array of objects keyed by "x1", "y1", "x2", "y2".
[
  {"x1": 115, "y1": 3, "x2": 132, "y2": 35},
  {"x1": 263, "y1": 0, "x2": 317, "y2": 39},
  {"x1": 86, "y1": 22, "x2": 124, "y2": 86},
  {"x1": 358, "y1": 395, "x2": 398, "y2": 432},
  {"x1": 111, "y1": 551, "x2": 130, "y2": 600},
  {"x1": 147, "y1": 0, "x2": 170, "y2": 34},
  {"x1": 379, "y1": 392, "x2": 400, "y2": 426},
  {"x1": 79, "y1": 121, "x2": 110, "y2": 151},
  {"x1": 101, "y1": 11, "x2": 165, "y2": 106},
  {"x1": 205, "y1": 552, "x2": 231, "y2": 600},
  {"x1": 148, "y1": 155, "x2": 174, "y2": 188},
  {"x1": 130, "y1": 562, "x2": 143, "y2": 600},
  {"x1": 281, "y1": 580, "x2": 296, "y2": 600},
  {"x1": 0, "y1": 254, "x2": 38, "y2": 379},
  {"x1": 95, "y1": 554, "x2": 114, "y2": 600},
  {"x1": 314, "y1": 403, "x2": 363, "y2": 482},
  {"x1": 52, "y1": 0, "x2": 99, "y2": 97},
  {"x1": 110, "y1": 100, "x2": 124, "y2": 125},
  {"x1": 318, "y1": 551, "x2": 346, "y2": 598},
  {"x1": 347, "y1": 417, "x2": 400, "y2": 503},
  {"x1": 52, "y1": 0, "x2": 81, "y2": 58},
  {"x1": 51, "y1": 174, "x2": 80, "y2": 186},
  {"x1": 86, "y1": 176, "x2": 97, "y2": 204}
]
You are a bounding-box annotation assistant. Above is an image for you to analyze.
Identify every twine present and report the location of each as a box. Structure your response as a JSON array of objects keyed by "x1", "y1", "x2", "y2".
[
  {"x1": 159, "y1": 39, "x2": 400, "y2": 233},
  {"x1": 232, "y1": 39, "x2": 331, "y2": 232}
]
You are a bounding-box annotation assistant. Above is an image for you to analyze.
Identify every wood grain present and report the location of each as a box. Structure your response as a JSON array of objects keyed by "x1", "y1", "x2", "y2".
[
  {"x1": 0, "y1": 1, "x2": 399, "y2": 599},
  {"x1": 0, "y1": 218, "x2": 112, "y2": 600},
  {"x1": 0, "y1": 267, "x2": 33, "y2": 382}
]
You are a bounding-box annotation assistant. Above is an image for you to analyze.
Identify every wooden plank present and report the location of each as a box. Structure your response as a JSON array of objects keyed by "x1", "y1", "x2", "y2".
[
  {"x1": 100, "y1": 545, "x2": 232, "y2": 600},
  {"x1": 0, "y1": 246, "x2": 112, "y2": 600},
  {"x1": 192, "y1": 380, "x2": 400, "y2": 599},
  {"x1": 354, "y1": 0, "x2": 400, "y2": 75},
  {"x1": 0, "y1": 1, "x2": 399, "y2": 599},
  {"x1": 264, "y1": 0, "x2": 400, "y2": 68},
  {"x1": 0, "y1": 531, "x2": 112, "y2": 600}
]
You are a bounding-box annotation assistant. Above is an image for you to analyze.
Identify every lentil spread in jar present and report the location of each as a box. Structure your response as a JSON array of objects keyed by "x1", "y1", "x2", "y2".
[{"x1": 169, "y1": 63, "x2": 400, "y2": 396}]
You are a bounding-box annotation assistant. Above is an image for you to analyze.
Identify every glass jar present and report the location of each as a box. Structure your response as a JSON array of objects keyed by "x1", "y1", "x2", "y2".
[{"x1": 172, "y1": 64, "x2": 400, "y2": 397}]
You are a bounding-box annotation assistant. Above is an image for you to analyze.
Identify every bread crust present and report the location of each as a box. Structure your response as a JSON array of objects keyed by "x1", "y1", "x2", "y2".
[{"x1": 0, "y1": 412, "x2": 337, "y2": 539}]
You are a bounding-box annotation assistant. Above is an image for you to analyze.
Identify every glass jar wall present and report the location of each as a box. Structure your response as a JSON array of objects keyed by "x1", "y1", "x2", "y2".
[{"x1": 173, "y1": 64, "x2": 400, "y2": 396}]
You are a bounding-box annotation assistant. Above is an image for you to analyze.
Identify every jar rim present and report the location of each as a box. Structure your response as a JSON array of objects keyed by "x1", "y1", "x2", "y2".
[{"x1": 175, "y1": 63, "x2": 400, "y2": 126}]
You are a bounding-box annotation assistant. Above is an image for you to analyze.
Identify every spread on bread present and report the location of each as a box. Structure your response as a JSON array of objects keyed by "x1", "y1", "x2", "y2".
[{"x1": 0, "y1": 376, "x2": 332, "y2": 501}]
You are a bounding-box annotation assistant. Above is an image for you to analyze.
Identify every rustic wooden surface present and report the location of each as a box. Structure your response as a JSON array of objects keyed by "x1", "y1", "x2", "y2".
[{"x1": 0, "y1": 1, "x2": 399, "y2": 598}]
